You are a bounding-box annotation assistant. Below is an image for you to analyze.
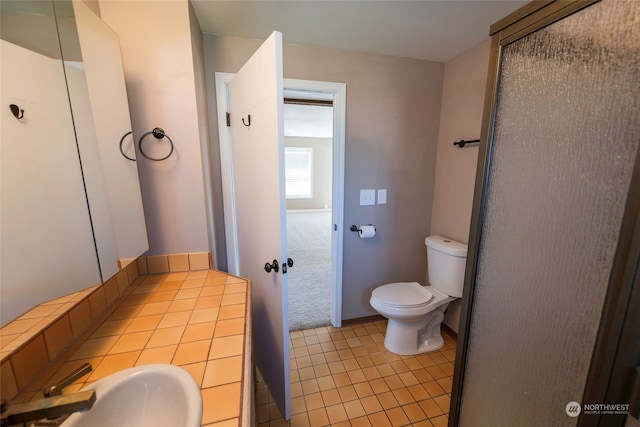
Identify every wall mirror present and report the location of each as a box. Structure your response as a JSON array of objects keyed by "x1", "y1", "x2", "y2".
[{"x1": 0, "y1": 0, "x2": 148, "y2": 329}]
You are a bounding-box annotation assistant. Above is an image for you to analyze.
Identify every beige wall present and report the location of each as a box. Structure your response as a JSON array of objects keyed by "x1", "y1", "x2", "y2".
[
  {"x1": 204, "y1": 34, "x2": 444, "y2": 320},
  {"x1": 81, "y1": 0, "x2": 100, "y2": 17},
  {"x1": 100, "y1": 0, "x2": 210, "y2": 256},
  {"x1": 285, "y1": 136, "x2": 333, "y2": 211},
  {"x1": 430, "y1": 40, "x2": 491, "y2": 332}
]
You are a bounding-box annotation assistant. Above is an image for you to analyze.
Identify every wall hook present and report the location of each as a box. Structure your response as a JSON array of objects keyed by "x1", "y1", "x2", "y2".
[
  {"x1": 242, "y1": 115, "x2": 251, "y2": 127},
  {"x1": 9, "y1": 104, "x2": 24, "y2": 119}
]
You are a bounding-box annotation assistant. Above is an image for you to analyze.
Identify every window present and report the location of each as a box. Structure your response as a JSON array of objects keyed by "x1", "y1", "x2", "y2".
[{"x1": 284, "y1": 147, "x2": 313, "y2": 199}]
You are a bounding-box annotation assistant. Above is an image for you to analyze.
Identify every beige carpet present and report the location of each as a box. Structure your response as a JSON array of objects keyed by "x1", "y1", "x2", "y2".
[{"x1": 286, "y1": 210, "x2": 332, "y2": 331}]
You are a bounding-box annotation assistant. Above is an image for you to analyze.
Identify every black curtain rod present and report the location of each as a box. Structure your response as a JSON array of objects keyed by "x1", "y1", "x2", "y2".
[
  {"x1": 453, "y1": 139, "x2": 480, "y2": 148},
  {"x1": 284, "y1": 98, "x2": 333, "y2": 107}
]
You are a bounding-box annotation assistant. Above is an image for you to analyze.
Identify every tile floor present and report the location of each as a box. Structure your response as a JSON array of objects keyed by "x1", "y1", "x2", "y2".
[{"x1": 257, "y1": 320, "x2": 456, "y2": 426}]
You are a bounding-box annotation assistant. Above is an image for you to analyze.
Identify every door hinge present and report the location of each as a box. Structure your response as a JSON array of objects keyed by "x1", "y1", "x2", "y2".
[{"x1": 226, "y1": 112, "x2": 230, "y2": 127}]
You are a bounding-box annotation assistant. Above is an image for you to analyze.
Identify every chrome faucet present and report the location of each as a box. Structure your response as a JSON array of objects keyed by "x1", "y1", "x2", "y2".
[
  {"x1": 43, "y1": 363, "x2": 92, "y2": 398},
  {"x1": 1, "y1": 364, "x2": 95, "y2": 427}
]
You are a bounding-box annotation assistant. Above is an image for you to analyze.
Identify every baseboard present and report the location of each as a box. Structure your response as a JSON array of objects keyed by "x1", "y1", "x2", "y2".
[
  {"x1": 286, "y1": 209, "x2": 331, "y2": 213},
  {"x1": 341, "y1": 314, "x2": 386, "y2": 326},
  {"x1": 442, "y1": 323, "x2": 458, "y2": 339}
]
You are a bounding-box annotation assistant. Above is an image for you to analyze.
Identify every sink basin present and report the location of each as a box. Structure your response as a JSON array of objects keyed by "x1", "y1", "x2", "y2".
[{"x1": 62, "y1": 364, "x2": 202, "y2": 427}]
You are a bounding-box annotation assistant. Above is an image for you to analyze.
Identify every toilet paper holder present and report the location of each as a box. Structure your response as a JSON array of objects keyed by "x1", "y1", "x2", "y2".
[{"x1": 350, "y1": 224, "x2": 376, "y2": 232}]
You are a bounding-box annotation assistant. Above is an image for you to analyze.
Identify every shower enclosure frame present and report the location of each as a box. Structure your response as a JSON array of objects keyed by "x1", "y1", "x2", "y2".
[{"x1": 449, "y1": 0, "x2": 640, "y2": 425}]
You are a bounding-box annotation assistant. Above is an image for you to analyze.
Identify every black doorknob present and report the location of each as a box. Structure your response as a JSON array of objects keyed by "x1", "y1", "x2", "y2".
[{"x1": 264, "y1": 259, "x2": 279, "y2": 273}]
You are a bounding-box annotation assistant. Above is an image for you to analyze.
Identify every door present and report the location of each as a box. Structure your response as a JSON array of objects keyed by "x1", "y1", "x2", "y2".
[
  {"x1": 227, "y1": 31, "x2": 290, "y2": 419},
  {"x1": 215, "y1": 75, "x2": 347, "y2": 330},
  {"x1": 450, "y1": 0, "x2": 640, "y2": 426}
]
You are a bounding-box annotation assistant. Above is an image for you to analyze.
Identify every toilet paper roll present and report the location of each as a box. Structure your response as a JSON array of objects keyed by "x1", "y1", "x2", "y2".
[{"x1": 358, "y1": 225, "x2": 376, "y2": 239}]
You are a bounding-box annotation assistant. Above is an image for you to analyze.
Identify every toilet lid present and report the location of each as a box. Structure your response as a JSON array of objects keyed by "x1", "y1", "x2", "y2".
[{"x1": 372, "y1": 282, "x2": 433, "y2": 307}]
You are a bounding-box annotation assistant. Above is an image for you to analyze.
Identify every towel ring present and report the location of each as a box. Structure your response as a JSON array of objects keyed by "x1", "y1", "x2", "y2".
[
  {"x1": 138, "y1": 127, "x2": 174, "y2": 161},
  {"x1": 119, "y1": 131, "x2": 136, "y2": 161}
]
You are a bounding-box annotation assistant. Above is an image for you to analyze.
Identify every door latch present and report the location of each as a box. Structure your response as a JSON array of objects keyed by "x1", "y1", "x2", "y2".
[{"x1": 282, "y1": 258, "x2": 294, "y2": 274}]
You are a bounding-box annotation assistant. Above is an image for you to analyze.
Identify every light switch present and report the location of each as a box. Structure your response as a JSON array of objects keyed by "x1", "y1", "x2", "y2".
[
  {"x1": 377, "y1": 189, "x2": 387, "y2": 204},
  {"x1": 360, "y1": 189, "x2": 376, "y2": 206}
]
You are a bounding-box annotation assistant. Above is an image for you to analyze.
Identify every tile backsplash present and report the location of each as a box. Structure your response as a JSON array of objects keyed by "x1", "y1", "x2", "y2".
[{"x1": 140, "y1": 252, "x2": 211, "y2": 274}]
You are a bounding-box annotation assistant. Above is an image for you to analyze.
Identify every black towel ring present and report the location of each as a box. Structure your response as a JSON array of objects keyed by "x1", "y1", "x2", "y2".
[
  {"x1": 119, "y1": 131, "x2": 136, "y2": 161},
  {"x1": 138, "y1": 127, "x2": 174, "y2": 161}
]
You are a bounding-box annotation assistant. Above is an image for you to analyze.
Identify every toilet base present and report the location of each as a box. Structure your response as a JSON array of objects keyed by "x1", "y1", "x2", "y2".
[{"x1": 382, "y1": 306, "x2": 447, "y2": 356}]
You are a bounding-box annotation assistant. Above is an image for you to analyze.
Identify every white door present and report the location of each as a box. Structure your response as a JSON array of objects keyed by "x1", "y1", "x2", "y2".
[{"x1": 227, "y1": 31, "x2": 290, "y2": 419}]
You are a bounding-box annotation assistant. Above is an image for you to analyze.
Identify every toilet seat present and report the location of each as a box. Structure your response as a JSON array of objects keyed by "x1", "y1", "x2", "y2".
[{"x1": 371, "y1": 282, "x2": 433, "y2": 308}]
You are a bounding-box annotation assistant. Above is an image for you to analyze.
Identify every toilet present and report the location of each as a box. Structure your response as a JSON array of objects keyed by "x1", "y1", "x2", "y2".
[{"x1": 369, "y1": 236, "x2": 467, "y2": 355}]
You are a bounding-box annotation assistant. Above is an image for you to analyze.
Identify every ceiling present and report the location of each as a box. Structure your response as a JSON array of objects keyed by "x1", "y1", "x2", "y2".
[
  {"x1": 191, "y1": 0, "x2": 528, "y2": 63},
  {"x1": 283, "y1": 90, "x2": 333, "y2": 138},
  {"x1": 284, "y1": 104, "x2": 333, "y2": 138}
]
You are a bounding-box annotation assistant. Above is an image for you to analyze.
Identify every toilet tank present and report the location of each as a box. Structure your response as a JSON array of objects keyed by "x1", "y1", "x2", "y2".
[{"x1": 425, "y1": 236, "x2": 467, "y2": 298}]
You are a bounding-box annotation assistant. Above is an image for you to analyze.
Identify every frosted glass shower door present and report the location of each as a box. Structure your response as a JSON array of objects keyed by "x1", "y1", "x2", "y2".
[{"x1": 456, "y1": 0, "x2": 640, "y2": 426}]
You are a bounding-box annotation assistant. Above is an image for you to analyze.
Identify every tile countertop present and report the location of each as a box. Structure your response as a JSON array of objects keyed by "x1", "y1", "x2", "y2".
[{"x1": 18, "y1": 270, "x2": 252, "y2": 427}]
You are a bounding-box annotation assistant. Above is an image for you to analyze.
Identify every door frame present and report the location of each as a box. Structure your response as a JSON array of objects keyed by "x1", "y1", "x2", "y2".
[
  {"x1": 449, "y1": 0, "x2": 640, "y2": 425},
  {"x1": 215, "y1": 73, "x2": 347, "y2": 327}
]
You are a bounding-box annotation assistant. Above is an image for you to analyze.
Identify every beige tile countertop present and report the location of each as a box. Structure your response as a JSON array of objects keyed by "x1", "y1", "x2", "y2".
[{"x1": 15, "y1": 270, "x2": 252, "y2": 427}]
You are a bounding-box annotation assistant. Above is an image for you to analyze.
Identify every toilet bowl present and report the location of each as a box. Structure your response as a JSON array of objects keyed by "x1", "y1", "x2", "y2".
[
  {"x1": 370, "y1": 282, "x2": 453, "y2": 355},
  {"x1": 369, "y1": 236, "x2": 467, "y2": 355}
]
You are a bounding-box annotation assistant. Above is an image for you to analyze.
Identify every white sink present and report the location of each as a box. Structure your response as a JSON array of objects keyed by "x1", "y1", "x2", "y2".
[{"x1": 62, "y1": 364, "x2": 202, "y2": 427}]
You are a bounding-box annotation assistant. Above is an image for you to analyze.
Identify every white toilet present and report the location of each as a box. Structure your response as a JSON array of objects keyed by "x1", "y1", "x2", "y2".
[{"x1": 369, "y1": 236, "x2": 467, "y2": 355}]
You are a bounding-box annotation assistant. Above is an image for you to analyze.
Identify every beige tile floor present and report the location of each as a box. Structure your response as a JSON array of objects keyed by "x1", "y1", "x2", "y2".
[{"x1": 257, "y1": 320, "x2": 456, "y2": 427}]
